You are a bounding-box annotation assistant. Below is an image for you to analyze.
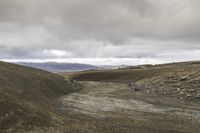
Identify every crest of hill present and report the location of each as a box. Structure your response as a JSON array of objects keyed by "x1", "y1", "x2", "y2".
[{"x1": 0, "y1": 61, "x2": 81, "y2": 132}]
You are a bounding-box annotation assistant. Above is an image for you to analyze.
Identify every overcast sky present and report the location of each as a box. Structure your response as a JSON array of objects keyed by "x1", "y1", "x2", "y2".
[{"x1": 0, "y1": 0, "x2": 200, "y2": 65}]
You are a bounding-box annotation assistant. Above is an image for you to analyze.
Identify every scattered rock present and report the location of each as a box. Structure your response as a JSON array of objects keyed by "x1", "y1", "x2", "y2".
[
  {"x1": 189, "y1": 89, "x2": 195, "y2": 93},
  {"x1": 128, "y1": 84, "x2": 143, "y2": 91},
  {"x1": 186, "y1": 94, "x2": 192, "y2": 97},
  {"x1": 146, "y1": 90, "x2": 150, "y2": 93},
  {"x1": 180, "y1": 78, "x2": 188, "y2": 81},
  {"x1": 182, "y1": 89, "x2": 186, "y2": 91},
  {"x1": 17, "y1": 108, "x2": 23, "y2": 113},
  {"x1": 195, "y1": 93, "x2": 200, "y2": 98},
  {"x1": 128, "y1": 83, "x2": 132, "y2": 87}
]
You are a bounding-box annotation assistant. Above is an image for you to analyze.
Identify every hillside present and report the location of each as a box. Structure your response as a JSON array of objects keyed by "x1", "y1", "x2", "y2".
[
  {"x1": 16, "y1": 62, "x2": 99, "y2": 72},
  {"x1": 1, "y1": 61, "x2": 200, "y2": 132},
  {"x1": 68, "y1": 61, "x2": 200, "y2": 103},
  {"x1": 0, "y1": 61, "x2": 81, "y2": 132},
  {"x1": 57, "y1": 61, "x2": 200, "y2": 133}
]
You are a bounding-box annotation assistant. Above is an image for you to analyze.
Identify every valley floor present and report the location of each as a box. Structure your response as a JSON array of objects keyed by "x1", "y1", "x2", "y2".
[{"x1": 54, "y1": 81, "x2": 200, "y2": 133}]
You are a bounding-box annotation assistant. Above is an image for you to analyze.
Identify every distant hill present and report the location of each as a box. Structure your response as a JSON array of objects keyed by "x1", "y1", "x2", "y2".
[
  {"x1": 0, "y1": 61, "x2": 81, "y2": 132},
  {"x1": 99, "y1": 65, "x2": 129, "y2": 70},
  {"x1": 15, "y1": 62, "x2": 99, "y2": 72}
]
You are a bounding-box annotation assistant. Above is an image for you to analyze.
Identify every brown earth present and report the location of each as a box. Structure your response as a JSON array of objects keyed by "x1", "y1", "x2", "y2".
[{"x1": 1, "y1": 61, "x2": 200, "y2": 132}]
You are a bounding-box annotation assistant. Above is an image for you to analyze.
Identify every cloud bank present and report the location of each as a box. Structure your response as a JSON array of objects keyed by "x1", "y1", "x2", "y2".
[{"x1": 0, "y1": 0, "x2": 200, "y2": 65}]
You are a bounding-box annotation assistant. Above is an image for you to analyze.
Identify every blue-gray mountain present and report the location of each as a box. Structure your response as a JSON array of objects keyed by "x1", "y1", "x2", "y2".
[{"x1": 16, "y1": 62, "x2": 100, "y2": 72}]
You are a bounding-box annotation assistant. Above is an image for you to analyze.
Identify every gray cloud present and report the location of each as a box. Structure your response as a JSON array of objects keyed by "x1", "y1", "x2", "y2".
[{"x1": 0, "y1": 0, "x2": 200, "y2": 64}]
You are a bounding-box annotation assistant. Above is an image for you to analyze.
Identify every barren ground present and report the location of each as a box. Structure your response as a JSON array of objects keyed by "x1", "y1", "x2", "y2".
[{"x1": 54, "y1": 81, "x2": 200, "y2": 133}]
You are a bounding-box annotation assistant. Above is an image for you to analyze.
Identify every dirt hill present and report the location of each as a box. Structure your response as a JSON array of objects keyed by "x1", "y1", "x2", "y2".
[
  {"x1": 1, "y1": 61, "x2": 200, "y2": 132},
  {"x1": 0, "y1": 61, "x2": 81, "y2": 132},
  {"x1": 69, "y1": 61, "x2": 200, "y2": 103},
  {"x1": 57, "y1": 61, "x2": 200, "y2": 133}
]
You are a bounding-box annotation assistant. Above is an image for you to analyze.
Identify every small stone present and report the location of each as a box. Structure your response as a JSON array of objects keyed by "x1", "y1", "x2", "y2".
[
  {"x1": 180, "y1": 78, "x2": 187, "y2": 81},
  {"x1": 193, "y1": 84, "x2": 197, "y2": 87},
  {"x1": 195, "y1": 96, "x2": 200, "y2": 98},
  {"x1": 186, "y1": 94, "x2": 192, "y2": 97},
  {"x1": 146, "y1": 90, "x2": 150, "y2": 93},
  {"x1": 195, "y1": 93, "x2": 200, "y2": 98},
  {"x1": 179, "y1": 92, "x2": 184, "y2": 95},
  {"x1": 128, "y1": 84, "x2": 132, "y2": 87},
  {"x1": 177, "y1": 88, "x2": 181, "y2": 91},
  {"x1": 17, "y1": 108, "x2": 23, "y2": 113},
  {"x1": 189, "y1": 89, "x2": 195, "y2": 92}
]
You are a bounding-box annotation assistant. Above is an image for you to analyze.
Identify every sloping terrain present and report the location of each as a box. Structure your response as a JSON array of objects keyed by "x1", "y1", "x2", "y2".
[
  {"x1": 0, "y1": 61, "x2": 81, "y2": 132},
  {"x1": 69, "y1": 61, "x2": 200, "y2": 103},
  {"x1": 1, "y1": 61, "x2": 200, "y2": 132},
  {"x1": 56, "y1": 61, "x2": 200, "y2": 132}
]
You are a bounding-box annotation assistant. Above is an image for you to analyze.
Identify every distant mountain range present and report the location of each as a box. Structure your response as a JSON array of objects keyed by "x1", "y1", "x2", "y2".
[
  {"x1": 16, "y1": 62, "x2": 100, "y2": 72},
  {"x1": 14, "y1": 62, "x2": 129, "y2": 72}
]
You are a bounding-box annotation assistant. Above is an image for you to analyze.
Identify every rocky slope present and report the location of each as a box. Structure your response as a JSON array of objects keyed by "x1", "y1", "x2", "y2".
[{"x1": 69, "y1": 61, "x2": 200, "y2": 103}]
